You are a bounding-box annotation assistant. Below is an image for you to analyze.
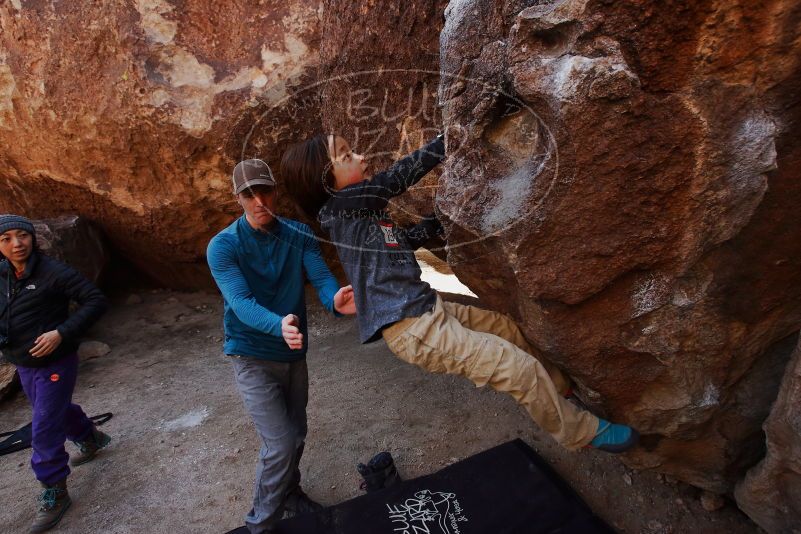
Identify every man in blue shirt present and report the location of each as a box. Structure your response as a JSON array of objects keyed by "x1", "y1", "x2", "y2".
[{"x1": 207, "y1": 159, "x2": 355, "y2": 534}]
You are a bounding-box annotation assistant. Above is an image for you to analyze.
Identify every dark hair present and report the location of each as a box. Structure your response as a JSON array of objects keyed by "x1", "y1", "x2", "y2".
[{"x1": 281, "y1": 134, "x2": 336, "y2": 220}]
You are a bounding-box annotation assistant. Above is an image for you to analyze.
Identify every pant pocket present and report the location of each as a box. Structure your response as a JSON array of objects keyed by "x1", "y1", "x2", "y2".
[
  {"x1": 391, "y1": 335, "x2": 449, "y2": 375},
  {"x1": 459, "y1": 337, "x2": 504, "y2": 387}
]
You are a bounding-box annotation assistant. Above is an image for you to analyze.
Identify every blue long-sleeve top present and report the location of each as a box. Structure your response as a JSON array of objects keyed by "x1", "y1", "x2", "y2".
[{"x1": 207, "y1": 216, "x2": 340, "y2": 361}]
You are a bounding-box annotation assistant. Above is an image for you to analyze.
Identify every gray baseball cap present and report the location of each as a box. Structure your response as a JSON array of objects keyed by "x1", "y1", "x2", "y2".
[{"x1": 232, "y1": 159, "x2": 276, "y2": 195}]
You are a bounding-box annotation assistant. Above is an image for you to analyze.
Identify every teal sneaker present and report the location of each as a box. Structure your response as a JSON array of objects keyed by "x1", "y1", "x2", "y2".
[{"x1": 589, "y1": 419, "x2": 639, "y2": 453}]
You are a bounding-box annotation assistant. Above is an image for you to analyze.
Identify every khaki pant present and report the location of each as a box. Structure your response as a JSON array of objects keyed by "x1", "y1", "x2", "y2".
[{"x1": 382, "y1": 296, "x2": 598, "y2": 450}]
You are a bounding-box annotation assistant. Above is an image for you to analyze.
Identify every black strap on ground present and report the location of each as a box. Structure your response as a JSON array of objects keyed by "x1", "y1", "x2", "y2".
[
  {"x1": 0, "y1": 412, "x2": 113, "y2": 456},
  {"x1": 226, "y1": 439, "x2": 614, "y2": 534}
]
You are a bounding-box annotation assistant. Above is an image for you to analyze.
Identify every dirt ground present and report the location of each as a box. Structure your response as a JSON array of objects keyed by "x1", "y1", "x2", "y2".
[{"x1": 0, "y1": 286, "x2": 762, "y2": 533}]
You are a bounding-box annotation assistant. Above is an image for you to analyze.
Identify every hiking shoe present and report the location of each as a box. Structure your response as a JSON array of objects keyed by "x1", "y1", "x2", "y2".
[
  {"x1": 70, "y1": 428, "x2": 111, "y2": 467},
  {"x1": 358, "y1": 451, "x2": 401, "y2": 492},
  {"x1": 283, "y1": 487, "x2": 323, "y2": 517},
  {"x1": 30, "y1": 479, "x2": 71, "y2": 533},
  {"x1": 589, "y1": 419, "x2": 639, "y2": 453}
]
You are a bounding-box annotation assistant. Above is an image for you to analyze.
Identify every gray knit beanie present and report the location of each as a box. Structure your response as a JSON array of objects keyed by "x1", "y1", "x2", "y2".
[{"x1": 0, "y1": 214, "x2": 36, "y2": 236}]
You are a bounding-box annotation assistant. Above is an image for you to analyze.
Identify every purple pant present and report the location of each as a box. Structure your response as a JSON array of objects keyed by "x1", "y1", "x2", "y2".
[{"x1": 17, "y1": 352, "x2": 93, "y2": 485}]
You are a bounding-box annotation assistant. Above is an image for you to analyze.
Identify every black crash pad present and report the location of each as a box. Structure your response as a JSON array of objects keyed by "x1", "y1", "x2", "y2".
[{"x1": 226, "y1": 439, "x2": 614, "y2": 534}]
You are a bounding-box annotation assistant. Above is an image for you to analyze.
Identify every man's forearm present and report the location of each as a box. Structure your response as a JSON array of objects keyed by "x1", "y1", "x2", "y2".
[{"x1": 229, "y1": 298, "x2": 284, "y2": 337}]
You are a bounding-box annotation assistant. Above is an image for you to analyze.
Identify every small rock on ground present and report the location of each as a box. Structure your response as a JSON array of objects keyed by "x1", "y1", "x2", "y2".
[
  {"x1": 701, "y1": 491, "x2": 726, "y2": 512},
  {"x1": 78, "y1": 340, "x2": 112, "y2": 360}
]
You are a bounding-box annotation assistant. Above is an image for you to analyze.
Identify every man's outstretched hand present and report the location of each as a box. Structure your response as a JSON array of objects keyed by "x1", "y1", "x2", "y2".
[
  {"x1": 282, "y1": 314, "x2": 303, "y2": 350},
  {"x1": 334, "y1": 285, "x2": 357, "y2": 315}
]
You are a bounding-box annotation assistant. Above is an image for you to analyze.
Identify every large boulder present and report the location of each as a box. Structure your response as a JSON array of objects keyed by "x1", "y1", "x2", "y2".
[
  {"x1": 0, "y1": 0, "x2": 450, "y2": 286},
  {"x1": 33, "y1": 216, "x2": 108, "y2": 283},
  {"x1": 734, "y1": 334, "x2": 801, "y2": 533},
  {"x1": 437, "y1": 0, "x2": 801, "y2": 493},
  {"x1": 0, "y1": 0, "x2": 322, "y2": 288}
]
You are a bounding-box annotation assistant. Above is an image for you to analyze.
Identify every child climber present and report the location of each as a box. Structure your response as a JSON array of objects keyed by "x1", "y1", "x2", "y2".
[{"x1": 281, "y1": 133, "x2": 638, "y2": 453}]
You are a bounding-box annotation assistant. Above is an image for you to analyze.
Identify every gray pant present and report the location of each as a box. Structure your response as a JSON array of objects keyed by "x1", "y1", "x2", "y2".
[{"x1": 231, "y1": 356, "x2": 309, "y2": 534}]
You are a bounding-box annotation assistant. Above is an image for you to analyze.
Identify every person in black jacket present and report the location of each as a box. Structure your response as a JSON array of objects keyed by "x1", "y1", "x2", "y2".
[{"x1": 0, "y1": 214, "x2": 110, "y2": 533}]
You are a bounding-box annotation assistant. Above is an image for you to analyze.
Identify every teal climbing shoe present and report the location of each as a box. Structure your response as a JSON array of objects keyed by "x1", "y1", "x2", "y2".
[{"x1": 589, "y1": 419, "x2": 639, "y2": 453}]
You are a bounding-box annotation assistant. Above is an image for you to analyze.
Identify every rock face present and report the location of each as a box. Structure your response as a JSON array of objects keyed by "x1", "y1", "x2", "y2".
[
  {"x1": 437, "y1": 0, "x2": 801, "y2": 492},
  {"x1": 33, "y1": 216, "x2": 108, "y2": 283},
  {"x1": 0, "y1": 1, "x2": 322, "y2": 288},
  {"x1": 0, "y1": 0, "x2": 448, "y2": 284},
  {"x1": 735, "y1": 336, "x2": 801, "y2": 533}
]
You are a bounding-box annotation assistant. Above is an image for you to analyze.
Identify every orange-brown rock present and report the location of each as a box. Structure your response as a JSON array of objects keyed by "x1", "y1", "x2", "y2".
[
  {"x1": 437, "y1": 0, "x2": 801, "y2": 493},
  {"x1": 0, "y1": 0, "x2": 450, "y2": 285},
  {"x1": 0, "y1": 0, "x2": 322, "y2": 288}
]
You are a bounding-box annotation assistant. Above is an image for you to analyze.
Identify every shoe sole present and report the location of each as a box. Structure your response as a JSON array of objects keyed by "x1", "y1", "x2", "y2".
[{"x1": 29, "y1": 497, "x2": 71, "y2": 533}]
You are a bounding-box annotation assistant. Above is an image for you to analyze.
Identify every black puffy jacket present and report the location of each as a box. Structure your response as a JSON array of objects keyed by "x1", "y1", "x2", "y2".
[{"x1": 0, "y1": 251, "x2": 108, "y2": 368}]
